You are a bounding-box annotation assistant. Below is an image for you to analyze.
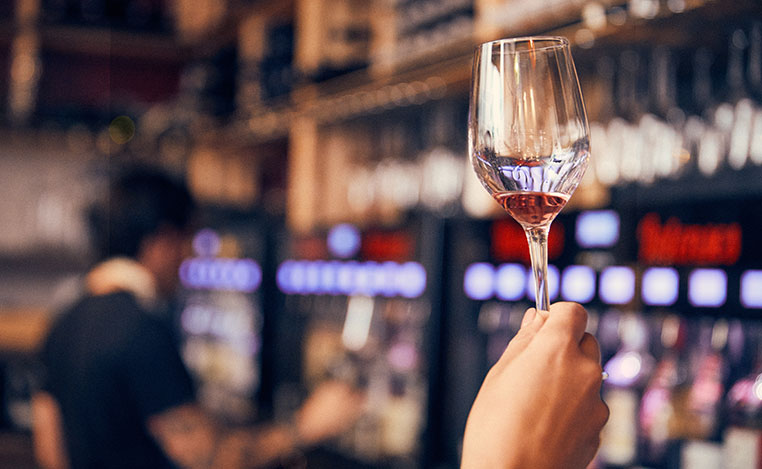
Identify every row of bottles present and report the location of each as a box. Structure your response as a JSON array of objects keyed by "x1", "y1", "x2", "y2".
[
  {"x1": 595, "y1": 309, "x2": 762, "y2": 469},
  {"x1": 294, "y1": 0, "x2": 372, "y2": 83},
  {"x1": 343, "y1": 99, "x2": 468, "y2": 223},
  {"x1": 387, "y1": 0, "x2": 474, "y2": 66},
  {"x1": 247, "y1": 23, "x2": 295, "y2": 104},
  {"x1": 587, "y1": 20, "x2": 762, "y2": 188}
]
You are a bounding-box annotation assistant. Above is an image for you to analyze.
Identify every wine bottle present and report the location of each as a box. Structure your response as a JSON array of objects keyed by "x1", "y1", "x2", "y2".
[
  {"x1": 639, "y1": 315, "x2": 687, "y2": 468},
  {"x1": 678, "y1": 320, "x2": 729, "y2": 469},
  {"x1": 724, "y1": 323, "x2": 762, "y2": 469},
  {"x1": 599, "y1": 313, "x2": 654, "y2": 468}
]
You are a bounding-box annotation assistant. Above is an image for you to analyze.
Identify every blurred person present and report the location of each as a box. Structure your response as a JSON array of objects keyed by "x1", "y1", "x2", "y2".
[
  {"x1": 30, "y1": 166, "x2": 364, "y2": 469},
  {"x1": 461, "y1": 302, "x2": 609, "y2": 469}
]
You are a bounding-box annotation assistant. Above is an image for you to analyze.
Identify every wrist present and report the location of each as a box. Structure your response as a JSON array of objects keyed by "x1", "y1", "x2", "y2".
[
  {"x1": 285, "y1": 418, "x2": 305, "y2": 450},
  {"x1": 276, "y1": 419, "x2": 307, "y2": 468}
]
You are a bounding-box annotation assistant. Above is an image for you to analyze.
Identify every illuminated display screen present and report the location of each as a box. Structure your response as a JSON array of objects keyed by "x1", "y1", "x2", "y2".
[
  {"x1": 495, "y1": 264, "x2": 527, "y2": 301},
  {"x1": 688, "y1": 269, "x2": 727, "y2": 307},
  {"x1": 464, "y1": 263, "x2": 495, "y2": 301},
  {"x1": 561, "y1": 265, "x2": 596, "y2": 303},
  {"x1": 741, "y1": 270, "x2": 762, "y2": 308},
  {"x1": 600, "y1": 266, "x2": 635, "y2": 305},
  {"x1": 526, "y1": 265, "x2": 560, "y2": 302},
  {"x1": 642, "y1": 267, "x2": 679, "y2": 306},
  {"x1": 277, "y1": 260, "x2": 427, "y2": 298},
  {"x1": 576, "y1": 210, "x2": 620, "y2": 248}
]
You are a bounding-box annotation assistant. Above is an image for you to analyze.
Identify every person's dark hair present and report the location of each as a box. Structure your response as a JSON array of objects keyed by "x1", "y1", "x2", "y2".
[{"x1": 89, "y1": 165, "x2": 196, "y2": 260}]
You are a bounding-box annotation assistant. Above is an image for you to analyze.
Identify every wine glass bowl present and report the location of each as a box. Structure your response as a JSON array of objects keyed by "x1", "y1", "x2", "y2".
[{"x1": 469, "y1": 36, "x2": 590, "y2": 311}]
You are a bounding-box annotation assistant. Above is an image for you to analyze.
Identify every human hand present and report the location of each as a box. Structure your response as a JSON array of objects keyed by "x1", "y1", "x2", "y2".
[
  {"x1": 294, "y1": 380, "x2": 365, "y2": 446},
  {"x1": 461, "y1": 302, "x2": 609, "y2": 469}
]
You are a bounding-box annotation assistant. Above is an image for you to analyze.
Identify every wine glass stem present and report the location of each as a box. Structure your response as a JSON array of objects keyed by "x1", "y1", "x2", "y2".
[{"x1": 525, "y1": 226, "x2": 550, "y2": 312}]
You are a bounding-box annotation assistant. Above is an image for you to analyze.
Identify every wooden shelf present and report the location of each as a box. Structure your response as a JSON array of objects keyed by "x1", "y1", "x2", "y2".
[
  {"x1": 6, "y1": 0, "x2": 759, "y2": 233},
  {"x1": 39, "y1": 24, "x2": 188, "y2": 62},
  {"x1": 216, "y1": 0, "x2": 762, "y2": 149},
  {"x1": 0, "y1": 308, "x2": 51, "y2": 354},
  {"x1": 0, "y1": 249, "x2": 91, "y2": 276}
]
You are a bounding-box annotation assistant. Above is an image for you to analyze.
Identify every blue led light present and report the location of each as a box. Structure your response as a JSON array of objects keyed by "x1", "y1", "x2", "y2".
[
  {"x1": 365, "y1": 262, "x2": 383, "y2": 296},
  {"x1": 689, "y1": 269, "x2": 727, "y2": 307},
  {"x1": 353, "y1": 262, "x2": 373, "y2": 295},
  {"x1": 378, "y1": 262, "x2": 399, "y2": 297},
  {"x1": 642, "y1": 267, "x2": 679, "y2": 306},
  {"x1": 277, "y1": 259, "x2": 427, "y2": 298},
  {"x1": 319, "y1": 261, "x2": 339, "y2": 295},
  {"x1": 290, "y1": 261, "x2": 308, "y2": 294},
  {"x1": 304, "y1": 261, "x2": 321, "y2": 294},
  {"x1": 372, "y1": 262, "x2": 397, "y2": 297},
  {"x1": 741, "y1": 270, "x2": 762, "y2": 308},
  {"x1": 526, "y1": 265, "x2": 560, "y2": 302},
  {"x1": 192, "y1": 228, "x2": 221, "y2": 257},
  {"x1": 600, "y1": 266, "x2": 635, "y2": 305},
  {"x1": 495, "y1": 264, "x2": 526, "y2": 301},
  {"x1": 276, "y1": 260, "x2": 295, "y2": 294},
  {"x1": 233, "y1": 259, "x2": 262, "y2": 292},
  {"x1": 327, "y1": 223, "x2": 361, "y2": 258},
  {"x1": 337, "y1": 261, "x2": 358, "y2": 295},
  {"x1": 561, "y1": 265, "x2": 596, "y2": 303},
  {"x1": 576, "y1": 210, "x2": 620, "y2": 248},
  {"x1": 464, "y1": 263, "x2": 495, "y2": 300},
  {"x1": 179, "y1": 258, "x2": 262, "y2": 292},
  {"x1": 397, "y1": 262, "x2": 427, "y2": 298}
]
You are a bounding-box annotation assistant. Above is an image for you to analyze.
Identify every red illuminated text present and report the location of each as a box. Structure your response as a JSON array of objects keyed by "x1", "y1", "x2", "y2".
[
  {"x1": 637, "y1": 213, "x2": 742, "y2": 266},
  {"x1": 361, "y1": 231, "x2": 415, "y2": 261}
]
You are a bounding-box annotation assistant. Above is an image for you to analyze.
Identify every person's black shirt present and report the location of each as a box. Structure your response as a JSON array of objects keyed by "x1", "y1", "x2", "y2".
[{"x1": 40, "y1": 292, "x2": 195, "y2": 469}]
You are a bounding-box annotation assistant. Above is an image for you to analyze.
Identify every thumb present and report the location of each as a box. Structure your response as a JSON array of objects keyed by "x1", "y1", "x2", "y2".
[
  {"x1": 520, "y1": 308, "x2": 537, "y2": 328},
  {"x1": 495, "y1": 308, "x2": 547, "y2": 367},
  {"x1": 520, "y1": 307, "x2": 549, "y2": 330}
]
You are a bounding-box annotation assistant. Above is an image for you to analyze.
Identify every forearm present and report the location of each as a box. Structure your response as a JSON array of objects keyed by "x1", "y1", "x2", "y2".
[
  {"x1": 151, "y1": 379, "x2": 364, "y2": 469},
  {"x1": 149, "y1": 404, "x2": 305, "y2": 469},
  {"x1": 31, "y1": 392, "x2": 70, "y2": 469},
  {"x1": 210, "y1": 423, "x2": 302, "y2": 469}
]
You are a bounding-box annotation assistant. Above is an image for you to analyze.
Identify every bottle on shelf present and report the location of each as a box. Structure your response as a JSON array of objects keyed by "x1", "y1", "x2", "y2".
[
  {"x1": 676, "y1": 319, "x2": 729, "y2": 469},
  {"x1": 638, "y1": 314, "x2": 687, "y2": 468},
  {"x1": 724, "y1": 322, "x2": 762, "y2": 469},
  {"x1": 598, "y1": 312, "x2": 654, "y2": 468}
]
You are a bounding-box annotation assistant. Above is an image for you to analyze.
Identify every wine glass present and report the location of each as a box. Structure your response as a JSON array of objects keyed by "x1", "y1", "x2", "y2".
[{"x1": 469, "y1": 36, "x2": 590, "y2": 312}]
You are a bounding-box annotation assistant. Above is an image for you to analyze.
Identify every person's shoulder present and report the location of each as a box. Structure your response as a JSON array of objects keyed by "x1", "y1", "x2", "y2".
[
  {"x1": 93, "y1": 292, "x2": 171, "y2": 339},
  {"x1": 85, "y1": 290, "x2": 143, "y2": 311},
  {"x1": 58, "y1": 290, "x2": 140, "y2": 313},
  {"x1": 45, "y1": 292, "x2": 146, "y2": 341}
]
